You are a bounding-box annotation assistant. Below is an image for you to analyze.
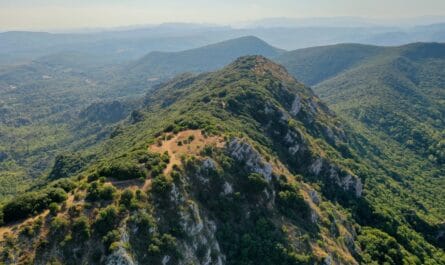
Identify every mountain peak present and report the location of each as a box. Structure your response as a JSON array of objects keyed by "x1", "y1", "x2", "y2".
[{"x1": 229, "y1": 55, "x2": 296, "y2": 83}]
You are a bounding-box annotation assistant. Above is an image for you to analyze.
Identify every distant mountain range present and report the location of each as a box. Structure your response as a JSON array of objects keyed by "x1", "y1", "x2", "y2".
[
  {"x1": 2, "y1": 21, "x2": 445, "y2": 66},
  {"x1": 127, "y1": 36, "x2": 283, "y2": 79}
]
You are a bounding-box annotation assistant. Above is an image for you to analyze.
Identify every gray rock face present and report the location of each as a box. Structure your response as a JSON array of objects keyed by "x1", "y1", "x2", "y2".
[
  {"x1": 227, "y1": 138, "x2": 273, "y2": 181},
  {"x1": 106, "y1": 248, "x2": 136, "y2": 265},
  {"x1": 222, "y1": 182, "x2": 233, "y2": 195},
  {"x1": 324, "y1": 254, "x2": 333, "y2": 265},
  {"x1": 202, "y1": 158, "x2": 217, "y2": 170},
  {"x1": 309, "y1": 190, "x2": 320, "y2": 205},
  {"x1": 290, "y1": 95, "x2": 302, "y2": 116},
  {"x1": 106, "y1": 226, "x2": 136, "y2": 265},
  {"x1": 284, "y1": 130, "x2": 305, "y2": 155},
  {"x1": 178, "y1": 200, "x2": 225, "y2": 265},
  {"x1": 310, "y1": 158, "x2": 363, "y2": 197}
]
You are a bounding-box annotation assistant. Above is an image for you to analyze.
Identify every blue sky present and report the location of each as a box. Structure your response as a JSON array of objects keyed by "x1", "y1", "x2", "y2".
[{"x1": 1, "y1": 0, "x2": 445, "y2": 30}]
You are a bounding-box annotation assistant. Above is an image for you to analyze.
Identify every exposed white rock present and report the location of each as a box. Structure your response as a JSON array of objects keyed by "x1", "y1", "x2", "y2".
[
  {"x1": 290, "y1": 95, "x2": 302, "y2": 116},
  {"x1": 310, "y1": 210, "x2": 319, "y2": 224},
  {"x1": 162, "y1": 255, "x2": 170, "y2": 265},
  {"x1": 170, "y1": 183, "x2": 182, "y2": 202},
  {"x1": 288, "y1": 145, "x2": 300, "y2": 155},
  {"x1": 324, "y1": 254, "x2": 333, "y2": 265},
  {"x1": 310, "y1": 158, "x2": 323, "y2": 176},
  {"x1": 309, "y1": 190, "x2": 320, "y2": 205},
  {"x1": 284, "y1": 130, "x2": 304, "y2": 155},
  {"x1": 228, "y1": 138, "x2": 273, "y2": 181},
  {"x1": 340, "y1": 174, "x2": 363, "y2": 198},
  {"x1": 355, "y1": 178, "x2": 363, "y2": 197},
  {"x1": 222, "y1": 182, "x2": 233, "y2": 195},
  {"x1": 178, "y1": 203, "x2": 226, "y2": 265},
  {"x1": 202, "y1": 158, "x2": 217, "y2": 170},
  {"x1": 106, "y1": 248, "x2": 136, "y2": 265},
  {"x1": 310, "y1": 158, "x2": 363, "y2": 197}
]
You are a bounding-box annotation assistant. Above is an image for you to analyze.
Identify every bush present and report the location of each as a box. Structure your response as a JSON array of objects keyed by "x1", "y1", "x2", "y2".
[
  {"x1": 277, "y1": 191, "x2": 309, "y2": 216},
  {"x1": 87, "y1": 173, "x2": 100, "y2": 182},
  {"x1": 50, "y1": 216, "x2": 69, "y2": 241},
  {"x1": 48, "y1": 153, "x2": 85, "y2": 180},
  {"x1": 3, "y1": 188, "x2": 67, "y2": 223},
  {"x1": 50, "y1": 179, "x2": 77, "y2": 192},
  {"x1": 72, "y1": 216, "x2": 90, "y2": 240},
  {"x1": 100, "y1": 184, "x2": 117, "y2": 201},
  {"x1": 246, "y1": 173, "x2": 268, "y2": 193},
  {"x1": 120, "y1": 189, "x2": 135, "y2": 209},
  {"x1": 86, "y1": 182, "x2": 117, "y2": 202},
  {"x1": 151, "y1": 175, "x2": 172, "y2": 196},
  {"x1": 102, "y1": 229, "x2": 120, "y2": 251},
  {"x1": 98, "y1": 162, "x2": 145, "y2": 180},
  {"x1": 49, "y1": 202, "x2": 60, "y2": 216},
  {"x1": 358, "y1": 227, "x2": 404, "y2": 265},
  {"x1": 94, "y1": 205, "x2": 119, "y2": 235}
]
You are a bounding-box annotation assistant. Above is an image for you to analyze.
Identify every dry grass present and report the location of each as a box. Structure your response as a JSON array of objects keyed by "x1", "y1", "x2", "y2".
[{"x1": 150, "y1": 130, "x2": 225, "y2": 174}]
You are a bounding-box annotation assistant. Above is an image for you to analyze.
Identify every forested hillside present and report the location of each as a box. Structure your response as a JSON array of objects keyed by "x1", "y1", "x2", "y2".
[{"x1": 0, "y1": 56, "x2": 443, "y2": 264}]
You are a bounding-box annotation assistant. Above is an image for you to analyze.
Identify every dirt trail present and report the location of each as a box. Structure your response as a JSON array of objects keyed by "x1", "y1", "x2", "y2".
[{"x1": 150, "y1": 130, "x2": 225, "y2": 175}]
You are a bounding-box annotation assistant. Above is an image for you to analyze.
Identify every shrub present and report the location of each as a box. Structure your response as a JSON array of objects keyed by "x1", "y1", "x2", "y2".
[
  {"x1": 246, "y1": 173, "x2": 268, "y2": 193},
  {"x1": 50, "y1": 179, "x2": 77, "y2": 192},
  {"x1": 151, "y1": 175, "x2": 172, "y2": 196},
  {"x1": 100, "y1": 184, "x2": 117, "y2": 201},
  {"x1": 102, "y1": 229, "x2": 120, "y2": 252},
  {"x1": 3, "y1": 188, "x2": 67, "y2": 223},
  {"x1": 72, "y1": 216, "x2": 90, "y2": 240},
  {"x1": 119, "y1": 189, "x2": 135, "y2": 209},
  {"x1": 358, "y1": 227, "x2": 404, "y2": 265},
  {"x1": 86, "y1": 182, "x2": 117, "y2": 202},
  {"x1": 49, "y1": 202, "x2": 60, "y2": 216},
  {"x1": 98, "y1": 162, "x2": 145, "y2": 180},
  {"x1": 276, "y1": 188, "x2": 310, "y2": 221},
  {"x1": 94, "y1": 205, "x2": 119, "y2": 235},
  {"x1": 87, "y1": 173, "x2": 100, "y2": 182},
  {"x1": 50, "y1": 216, "x2": 69, "y2": 239},
  {"x1": 86, "y1": 182, "x2": 101, "y2": 201},
  {"x1": 48, "y1": 153, "x2": 85, "y2": 180}
]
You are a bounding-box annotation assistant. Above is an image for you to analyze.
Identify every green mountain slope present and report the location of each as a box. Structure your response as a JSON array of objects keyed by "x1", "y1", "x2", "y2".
[
  {"x1": 127, "y1": 36, "x2": 283, "y2": 81},
  {"x1": 299, "y1": 43, "x2": 445, "y2": 164},
  {"x1": 274, "y1": 43, "x2": 384, "y2": 86},
  {"x1": 0, "y1": 56, "x2": 444, "y2": 264},
  {"x1": 0, "y1": 37, "x2": 284, "y2": 199},
  {"x1": 277, "y1": 42, "x2": 445, "y2": 245}
]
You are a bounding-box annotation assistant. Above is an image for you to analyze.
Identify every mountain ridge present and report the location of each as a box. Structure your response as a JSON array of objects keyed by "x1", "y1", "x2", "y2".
[
  {"x1": 1, "y1": 56, "x2": 444, "y2": 264},
  {"x1": 128, "y1": 36, "x2": 283, "y2": 80}
]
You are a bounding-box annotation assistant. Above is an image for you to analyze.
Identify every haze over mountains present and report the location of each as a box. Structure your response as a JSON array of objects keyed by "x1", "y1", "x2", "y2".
[
  {"x1": 2, "y1": 18, "x2": 445, "y2": 67},
  {"x1": 0, "y1": 17, "x2": 444, "y2": 264}
]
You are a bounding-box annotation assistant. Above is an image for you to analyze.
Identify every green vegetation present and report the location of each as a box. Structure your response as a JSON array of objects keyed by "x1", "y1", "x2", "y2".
[
  {"x1": 2, "y1": 187, "x2": 67, "y2": 223},
  {"x1": 0, "y1": 52, "x2": 444, "y2": 264},
  {"x1": 97, "y1": 162, "x2": 145, "y2": 180}
]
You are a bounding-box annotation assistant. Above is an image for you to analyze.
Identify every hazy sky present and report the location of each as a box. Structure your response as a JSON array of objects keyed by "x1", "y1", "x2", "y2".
[{"x1": 1, "y1": 0, "x2": 445, "y2": 30}]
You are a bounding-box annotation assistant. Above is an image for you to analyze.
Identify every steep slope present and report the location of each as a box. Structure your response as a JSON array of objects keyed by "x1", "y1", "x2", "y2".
[
  {"x1": 310, "y1": 43, "x2": 445, "y2": 164},
  {"x1": 0, "y1": 56, "x2": 444, "y2": 265},
  {"x1": 277, "y1": 43, "x2": 445, "y2": 248},
  {"x1": 274, "y1": 44, "x2": 384, "y2": 86},
  {"x1": 127, "y1": 36, "x2": 283, "y2": 81}
]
